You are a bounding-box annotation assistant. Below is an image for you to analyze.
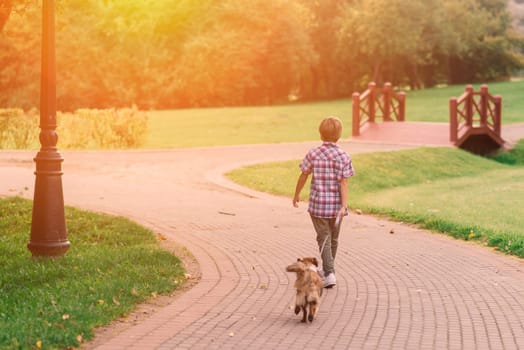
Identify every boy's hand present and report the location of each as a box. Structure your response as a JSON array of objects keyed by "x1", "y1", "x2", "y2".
[
  {"x1": 335, "y1": 207, "x2": 345, "y2": 226},
  {"x1": 293, "y1": 195, "x2": 300, "y2": 208}
]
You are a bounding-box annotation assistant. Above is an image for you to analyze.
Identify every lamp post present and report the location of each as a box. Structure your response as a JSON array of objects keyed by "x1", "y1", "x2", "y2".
[{"x1": 28, "y1": 0, "x2": 69, "y2": 257}]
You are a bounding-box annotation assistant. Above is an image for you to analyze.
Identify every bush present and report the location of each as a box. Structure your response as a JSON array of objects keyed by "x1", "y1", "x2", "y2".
[
  {"x1": 0, "y1": 107, "x2": 148, "y2": 149},
  {"x1": 0, "y1": 108, "x2": 39, "y2": 149},
  {"x1": 58, "y1": 107, "x2": 148, "y2": 149}
]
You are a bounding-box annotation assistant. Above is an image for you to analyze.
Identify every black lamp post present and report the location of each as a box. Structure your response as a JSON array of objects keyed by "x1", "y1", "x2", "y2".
[{"x1": 28, "y1": 0, "x2": 69, "y2": 257}]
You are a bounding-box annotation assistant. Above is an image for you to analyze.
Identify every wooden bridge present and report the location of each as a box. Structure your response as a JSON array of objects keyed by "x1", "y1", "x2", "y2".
[{"x1": 351, "y1": 83, "x2": 520, "y2": 154}]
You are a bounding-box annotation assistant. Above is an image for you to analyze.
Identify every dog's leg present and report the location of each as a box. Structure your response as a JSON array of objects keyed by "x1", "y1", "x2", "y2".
[
  {"x1": 308, "y1": 301, "x2": 318, "y2": 322},
  {"x1": 295, "y1": 291, "x2": 305, "y2": 315},
  {"x1": 301, "y1": 306, "x2": 308, "y2": 323}
]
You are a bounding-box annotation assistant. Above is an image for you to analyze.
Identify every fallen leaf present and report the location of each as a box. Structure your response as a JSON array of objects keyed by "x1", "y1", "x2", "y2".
[
  {"x1": 260, "y1": 284, "x2": 267, "y2": 290},
  {"x1": 62, "y1": 314, "x2": 70, "y2": 320},
  {"x1": 36, "y1": 340, "x2": 42, "y2": 349},
  {"x1": 355, "y1": 209, "x2": 363, "y2": 215},
  {"x1": 113, "y1": 297, "x2": 120, "y2": 306},
  {"x1": 151, "y1": 291, "x2": 158, "y2": 298},
  {"x1": 97, "y1": 299, "x2": 105, "y2": 305},
  {"x1": 130, "y1": 288, "x2": 139, "y2": 296},
  {"x1": 76, "y1": 334, "x2": 83, "y2": 343}
]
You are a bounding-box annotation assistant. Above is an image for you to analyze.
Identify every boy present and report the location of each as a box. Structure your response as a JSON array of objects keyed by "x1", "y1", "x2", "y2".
[{"x1": 293, "y1": 116, "x2": 354, "y2": 288}]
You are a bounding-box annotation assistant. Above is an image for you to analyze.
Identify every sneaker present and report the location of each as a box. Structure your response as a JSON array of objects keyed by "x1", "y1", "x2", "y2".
[{"x1": 323, "y1": 273, "x2": 336, "y2": 288}]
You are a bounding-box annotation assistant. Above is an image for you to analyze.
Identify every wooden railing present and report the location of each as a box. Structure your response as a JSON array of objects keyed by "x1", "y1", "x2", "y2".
[
  {"x1": 352, "y1": 82, "x2": 406, "y2": 136},
  {"x1": 449, "y1": 85, "x2": 502, "y2": 144}
]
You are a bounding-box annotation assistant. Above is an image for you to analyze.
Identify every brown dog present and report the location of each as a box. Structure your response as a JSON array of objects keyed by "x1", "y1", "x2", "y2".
[{"x1": 286, "y1": 257, "x2": 323, "y2": 323}]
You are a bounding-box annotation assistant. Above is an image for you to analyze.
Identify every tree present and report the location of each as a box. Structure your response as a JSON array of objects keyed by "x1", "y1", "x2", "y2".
[
  {"x1": 298, "y1": 0, "x2": 356, "y2": 100},
  {"x1": 442, "y1": 0, "x2": 524, "y2": 83},
  {"x1": 1, "y1": 0, "x2": 522, "y2": 109},
  {"x1": 0, "y1": 0, "x2": 35, "y2": 32},
  {"x1": 336, "y1": 0, "x2": 447, "y2": 89},
  {"x1": 0, "y1": 0, "x2": 12, "y2": 32},
  {"x1": 0, "y1": 1, "x2": 40, "y2": 109},
  {"x1": 173, "y1": 0, "x2": 317, "y2": 106}
]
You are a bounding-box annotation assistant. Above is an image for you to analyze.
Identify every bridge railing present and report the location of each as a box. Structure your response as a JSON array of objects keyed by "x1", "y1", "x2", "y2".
[
  {"x1": 449, "y1": 85, "x2": 502, "y2": 143},
  {"x1": 352, "y1": 82, "x2": 406, "y2": 136}
]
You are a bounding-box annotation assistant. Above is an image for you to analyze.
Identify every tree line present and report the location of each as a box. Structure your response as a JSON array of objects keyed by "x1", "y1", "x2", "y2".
[{"x1": 1, "y1": 0, "x2": 523, "y2": 110}]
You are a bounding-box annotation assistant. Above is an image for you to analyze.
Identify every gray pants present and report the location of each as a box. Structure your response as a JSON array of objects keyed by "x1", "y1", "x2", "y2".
[{"x1": 310, "y1": 215, "x2": 342, "y2": 275}]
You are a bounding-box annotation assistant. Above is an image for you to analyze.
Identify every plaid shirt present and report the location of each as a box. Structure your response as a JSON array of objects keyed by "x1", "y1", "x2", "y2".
[{"x1": 300, "y1": 142, "x2": 354, "y2": 218}]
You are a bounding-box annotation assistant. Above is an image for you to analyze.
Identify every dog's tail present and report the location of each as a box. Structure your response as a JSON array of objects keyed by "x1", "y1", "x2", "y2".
[{"x1": 286, "y1": 262, "x2": 305, "y2": 273}]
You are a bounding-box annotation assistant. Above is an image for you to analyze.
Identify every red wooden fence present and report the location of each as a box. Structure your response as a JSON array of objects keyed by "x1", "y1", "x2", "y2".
[
  {"x1": 352, "y1": 82, "x2": 406, "y2": 137},
  {"x1": 449, "y1": 85, "x2": 502, "y2": 145}
]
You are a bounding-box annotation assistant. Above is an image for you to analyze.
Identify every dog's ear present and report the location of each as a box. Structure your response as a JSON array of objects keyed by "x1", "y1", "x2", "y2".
[{"x1": 312, "y1": 258, "x2": 318, "y2": 267}]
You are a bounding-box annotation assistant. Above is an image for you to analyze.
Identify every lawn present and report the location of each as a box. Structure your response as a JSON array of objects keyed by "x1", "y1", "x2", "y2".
[
  {"x1": 405, "y1": 80, "x2": 524, "y2": 123},
  {"x1": 226, "y1": 142, "x2": 524, "y2": 258},
  {"x1": 0, "y1": 197, "x2": 185, "y2": 349},
  {"x1": 144, "y1": 100, "x2": 351, "y2": 148},
  {"x1": 143, "y1": 80, "x2": 524, "y2": 149}
]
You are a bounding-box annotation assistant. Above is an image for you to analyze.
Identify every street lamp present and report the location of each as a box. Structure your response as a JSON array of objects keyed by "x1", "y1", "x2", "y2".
[{"x1": 28, "y1": 0, "x2": 69, "y2": 257}]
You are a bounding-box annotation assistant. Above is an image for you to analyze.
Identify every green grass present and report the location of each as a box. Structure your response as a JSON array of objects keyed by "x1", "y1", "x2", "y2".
[
  {"x1": 226, "y1": 145, "x2": 524, "y2": 258},
  {"x1": 143, "y1": 80, "x2": 524, "y2": 149},
  {"x1": 0, "y1": 197, "x2": 185, "y2": 349},
  {"x1": 404, "y1": 80, "x2": 524, "y2": 123},
  {"x1": 492, "y1": 138, "x2": 524, "y2": 165},
  {"x1": 145, "y1": 101, "x2": 351, "y2": 149}
]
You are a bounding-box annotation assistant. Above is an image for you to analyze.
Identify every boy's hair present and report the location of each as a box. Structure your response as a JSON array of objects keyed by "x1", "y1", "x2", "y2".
[{"x1": 319, "y1": 116, "x2": 343, "y2": 142}]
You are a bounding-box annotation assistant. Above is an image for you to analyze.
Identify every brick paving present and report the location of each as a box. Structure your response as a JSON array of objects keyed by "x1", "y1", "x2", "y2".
[{"x1": 1, "y1": 139, "x2": 523, "y2": 350}]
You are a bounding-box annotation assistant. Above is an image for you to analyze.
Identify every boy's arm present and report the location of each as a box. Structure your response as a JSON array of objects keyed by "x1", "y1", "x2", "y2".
[
  {"x1": 338, "y1": 177, "x2": 348, "y2": 216},
  {"x1": 293, "y1": 172, "x2": 309, "y2": 207}
]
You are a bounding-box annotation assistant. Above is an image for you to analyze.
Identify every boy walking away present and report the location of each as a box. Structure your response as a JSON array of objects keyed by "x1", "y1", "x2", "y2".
[{"x1": 293, "y1": 116, "x2": 354, "y2": 288}]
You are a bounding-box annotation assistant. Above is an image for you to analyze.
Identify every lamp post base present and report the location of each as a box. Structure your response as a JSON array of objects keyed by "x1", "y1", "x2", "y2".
[
  {"x1": 29, "y1": 150, "x2": 69, "y2": 257},
  {"x1": 27, "y1": 240, "x2": 70, "y2": 257}
]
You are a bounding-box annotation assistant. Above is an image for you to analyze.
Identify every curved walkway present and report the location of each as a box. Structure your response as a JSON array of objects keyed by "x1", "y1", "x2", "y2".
[{"x1": 1, "y1": 140, "x2": 523, "y2": 350}]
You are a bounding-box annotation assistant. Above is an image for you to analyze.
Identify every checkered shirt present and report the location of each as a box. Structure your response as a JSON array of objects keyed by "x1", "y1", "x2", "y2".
[{"x1": 299, "y1": 142, "x2": 354, "y2": 218}]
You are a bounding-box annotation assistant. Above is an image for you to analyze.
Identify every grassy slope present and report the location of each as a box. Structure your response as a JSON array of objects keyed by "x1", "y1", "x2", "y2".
[
  {"x1": 226, "y1": 143, "x2": 524, "y2": 258},
  {"x1": 0, "y1": 197, "x2": 185, "y2": 349}
]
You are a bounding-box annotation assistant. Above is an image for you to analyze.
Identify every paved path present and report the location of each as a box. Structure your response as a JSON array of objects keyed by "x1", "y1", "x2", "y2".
[{"x1": 1, "y1": 140, "x2": 523, "y2": 350}]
